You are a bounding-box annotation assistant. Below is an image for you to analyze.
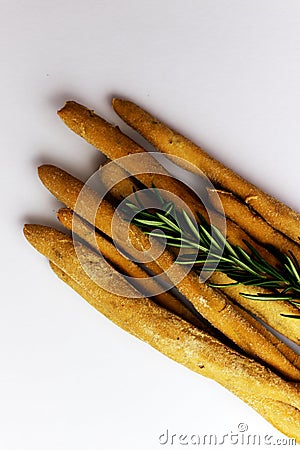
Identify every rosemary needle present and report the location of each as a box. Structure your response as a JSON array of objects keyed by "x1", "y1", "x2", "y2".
[{"x1": 123, "y1": 188, "x2": 300, "y2": 319}]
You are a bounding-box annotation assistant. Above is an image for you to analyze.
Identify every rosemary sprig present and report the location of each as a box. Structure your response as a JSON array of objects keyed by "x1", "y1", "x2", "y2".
[{"x1": 123, "y1": 188, "x2": 300, "y2": 319}]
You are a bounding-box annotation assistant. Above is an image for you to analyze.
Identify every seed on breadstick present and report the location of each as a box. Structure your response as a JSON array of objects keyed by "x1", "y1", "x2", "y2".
[
  {"x1": 22, "y1": 225, "x2": 300, "y2": 439},
  {"x1": 37, "y1": 166, "x2": 300, "y2": 380}
]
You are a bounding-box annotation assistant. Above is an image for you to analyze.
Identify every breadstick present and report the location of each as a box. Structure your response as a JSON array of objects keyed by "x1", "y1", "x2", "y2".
[
  {"x1": 22, "y1": 226, "x2": 300, "y2": 439},
  {"x1": 57, "y1": 101, "x2": 286, "y2": 264},
  {"x1": 57, "y1": 206, "x2": 212, "y2": 332},
  {"x1": 51, "y1": 262, "x2": 300, "y2": 440},
  {"x1": 52, "y1": 263, "x2": 300, "y2": 442},
  {"x1": 99, "y1": 160, "x2": 281, "y2": 265},
  {"x1": 100, "y1": 162, "x2": 300, "y2": 344},
  {"x1": 210, "y1": 272, "x2": 300, "y2": 347},
  {"x1": 57, "y1": 102, "x2": 300, "y2": 272},
  {"x1": 112, "y1": 98, "x2": 300, "y2": 244},
  {"x1": 99, "y1": 161, "x2": 139, "y2": 202},
  {"x1": 36, "y1": 166, "x2": 300, "y2": 380},
  {"x1": 58, "y1": 205, "x2": 299, "y2": 367},
  {"x1": 38, "y1": 164, "x2": 164, "y2": 278},
  {"x1": 57, "y1": 101, "x2": 218, "y2": 224},
  {"x1": 57, "y1": 101, "x2": 299, "y2": 340},
  {"x1": 211, "y1": 189, "x2": 300, "y2": 261}
]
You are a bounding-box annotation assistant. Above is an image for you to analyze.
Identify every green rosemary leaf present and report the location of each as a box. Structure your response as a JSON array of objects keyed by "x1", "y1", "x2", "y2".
[
  {"x1": 125, "y1": 202, "x2": 140, "y2": 211},
  {"x1": 288, "y1": 250, "x2": 300, "y2": 272},
  {"x1": 165, "y1": 202, "x2": 175, "y2": 216},
  {"x1": 280, "y1": 314, "x2": 300, "y2": 319},
  {"x1": 181, "y1": 209, "x2": 201, "y2": 240},
  {"x1": 284, "y1": 255, "x2": 300, "y2": 282},
  {"x1": 240, "y1": 293, "x2": 296, "y2": 301},
  {"x1": 208, "y1": 281, "x2": 240, "y2": 288},
  {"x1": 151, "y1": 185, "x2": 164, "y2": 205},
  {"x1": 211, "y1": 225, "x2": 238, "y2": 258},
  {"x1": 155, "y1": 212, "x2": 181, "y2": 233},
  {"x1": 133, "y1": 218, "x2": 167, "y2": 227}
]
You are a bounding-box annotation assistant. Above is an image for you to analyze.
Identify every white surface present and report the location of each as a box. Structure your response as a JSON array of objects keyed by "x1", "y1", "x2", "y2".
[{"x1": 1, "y1": 1, "x2": 300, "y2": 449}]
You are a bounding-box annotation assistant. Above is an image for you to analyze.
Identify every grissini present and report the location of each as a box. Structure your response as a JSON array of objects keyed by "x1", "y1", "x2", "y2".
[
  {"x1": 38, "y1": 165, "x2": 167, "y2": 282},
  {"x1": 57, "y1": 101, "x2": 296, "y2": 274},
  {"x1": 58, "y1": 101, "x2": 299, "y2": 273},
  {"x1": 100, "y1": 161, "x2": 300, "y2": 344},
  {"x1": 52, "y1": 262, "x2": 300, "y2": 442},
  {"x1": 98, "y1": 160, "x2": 276, "y2": 262},
  {"x1": 57, "y1": 101, "x2": 220, "y2": 224},
  {"x1": 52, "y1": 263, "x2": 300, "y2": 443},
  {"x1": 57, "y1": 206, "x2": 214, "y2": 333},
  {"x1": 58, "y1": 206, "x2": 300, "y2": 368},
  {"x1": 57, "y1": 101, "x2": 300, "y2": 337},
  {"x1": 22, "y1": 225, "x2": 300, "y2": 439},
  {"x1": 37, "y1": 166, "x2": 300, "y2": 380},
  {"x1": 112, "y1": 98, "x2": 300, "y2": 245},
  {"x1": 210, "y1": 189, "x2": 300, "y2": 261},
  {"x1": 210, "y1": 271, "x2": 300, "y2": 347}
]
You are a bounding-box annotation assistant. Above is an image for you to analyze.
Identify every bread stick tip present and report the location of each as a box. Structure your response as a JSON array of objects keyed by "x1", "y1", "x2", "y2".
[
  {"x1": 23, "y1": 224, "x2": 32, "y2": 238},
  {"x1": 23, "y1": 223, "x2": 45, "y2": 243},
  {"x1": 57, "y1": 100, "x2": 76, "y2": 114},
  {"x1": 57, "y1": 207, "x2": 72, "y2": 223},
  {"x1": 38, "y1": 164, "x2": 63, "y2": 186},
  {"x1": 112, "y1": 98, "x2": 130, "y2": 108},
  {"x1": 38, "y1": 164, "x2": 52, "y2": 177}
]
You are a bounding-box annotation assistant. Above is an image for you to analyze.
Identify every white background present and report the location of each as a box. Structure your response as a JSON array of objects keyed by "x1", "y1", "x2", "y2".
[{"x1": 1, "y1": 1, "x2": 300, "y2": 449}]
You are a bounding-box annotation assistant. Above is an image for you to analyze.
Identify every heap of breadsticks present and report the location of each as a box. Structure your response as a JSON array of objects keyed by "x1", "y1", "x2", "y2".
[{"x1": 24, "y1": 99, "x2": 300, "y2": 440}]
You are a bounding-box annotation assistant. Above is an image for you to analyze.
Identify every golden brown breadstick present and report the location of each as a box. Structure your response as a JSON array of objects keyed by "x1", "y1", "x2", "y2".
[
  {"x1": 52, "y1": 263, "x2": 300, "y2": 441},
  {"x1": 112, "y1": 98, "x2": 300, "y2": 244},
  {"x1": 23, "y1": 226, "x2": 300, "y2": 439},
  {"x1": 61, "y1": 101, "x2": 297, "y2": 272},
  {"x1": 100, "y1": 162, "x2": 300, "y2": 344},
  {"x1": 211, "y1": 189, "x2": 300, "y2": 261},
  {"x1": 99, "y1": 160, "x2": 282, "y2": 266},
  {"x1": 57, "y1": 102, "x2": 300, "y2": 280},
  {"x1": 38, "y1": 164, "x2": 165, "y2": 274},
  {"x1": 57, "y1": 206, "x2": 212, "y2": 332},
  {"x1": 37, "y1": 166, "x2": 300, "y2": 380},
  {"x1": 51, "y1": 262, "x2": 300, "y2": 441},
  {"x1": 57, "y1": 101, "x2": 286, "y2": 267},
  {"x1": 57, "y1": 101, "x2": 219, "y2": 224},
  {"x1": 210, "y1": 271, "x2": 300, "y2": 347},
  {"x1": 57, "y1": 100, "x2": 300, "y2": 341},
  {"x1": 59, "y1": 205, "x2": 300, "y2": 367}
]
